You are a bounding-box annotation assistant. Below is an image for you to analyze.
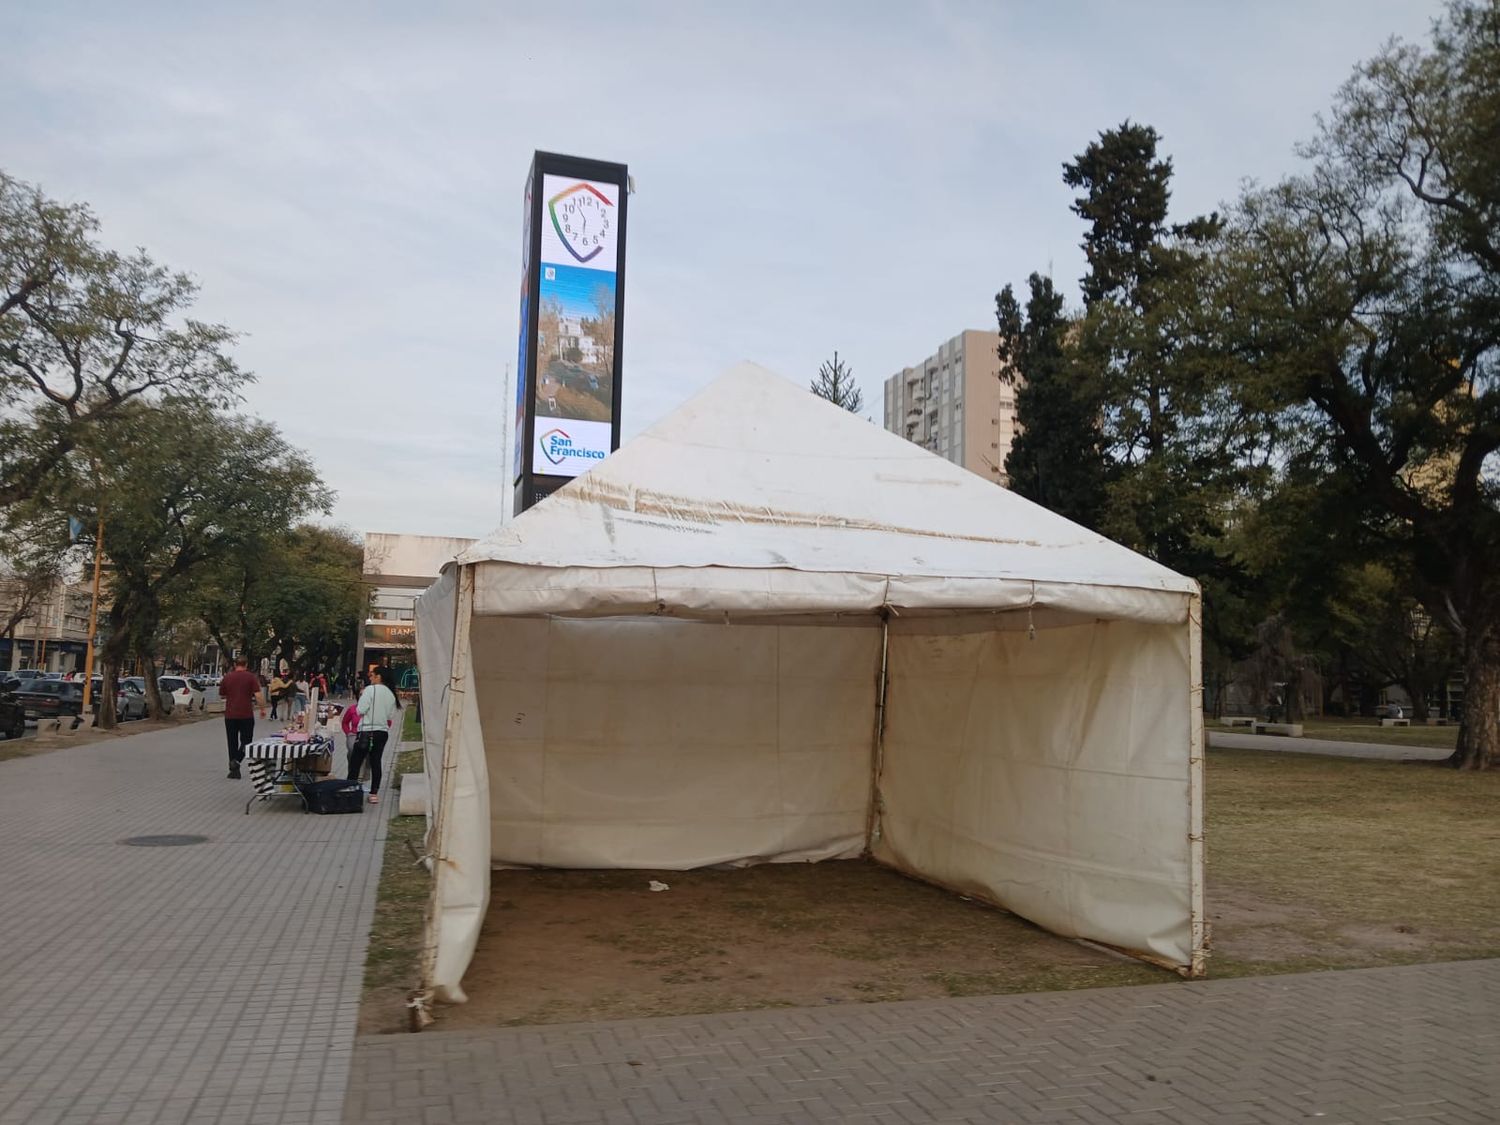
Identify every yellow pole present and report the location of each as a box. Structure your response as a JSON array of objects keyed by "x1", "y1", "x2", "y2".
[{"x1": 80, "y1": 508, "x2": 105, "y2": 714}]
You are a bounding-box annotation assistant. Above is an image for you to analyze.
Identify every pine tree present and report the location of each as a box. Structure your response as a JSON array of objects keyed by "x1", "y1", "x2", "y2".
[
  {"x1": 810, "y1": 351, "x2": 864, "y2": 413},
  {"x1": 996, "y1": 275, "x2": 1107, "y2": 524}
]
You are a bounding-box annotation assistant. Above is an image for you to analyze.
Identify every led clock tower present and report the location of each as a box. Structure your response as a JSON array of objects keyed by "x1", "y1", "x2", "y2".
[{"x1": 512, "y1": 151, "x2": 629, "y2": 516}]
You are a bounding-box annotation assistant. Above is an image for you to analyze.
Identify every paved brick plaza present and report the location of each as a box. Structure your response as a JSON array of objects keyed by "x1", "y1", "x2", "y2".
[
  {"x1": 348, "y1": 959, "x2": 1500, "y2": 1124},
  {"x1": 0, "y1": 719, "x2": 389, "y2": 1125},
  {"x1": 3, "y1": 721, "x2": 1497, "y2": 1124}
]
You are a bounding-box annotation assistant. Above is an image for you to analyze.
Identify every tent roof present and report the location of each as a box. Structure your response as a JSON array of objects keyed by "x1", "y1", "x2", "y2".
[{"x1": 461, "y1": 364, "x2": 1194, "y2": 604}]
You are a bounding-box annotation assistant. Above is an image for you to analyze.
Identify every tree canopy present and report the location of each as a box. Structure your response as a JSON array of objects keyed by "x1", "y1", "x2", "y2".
[
  {"x1": 1198, "y1": 0, "x2": 1499, "y2": 766},
  {"x1": 0, "y1": 172, "x2": 245, "y2": 511},
  {"x1": 996, "y1": 273, "x2": 1107, "y2": 524},
  {"x1": 0, "y1": 168, "x2": 352, "y2": 724},
  {"x1": 61, "y1": 402, "x2": 330, "y2": 722},
  {"x1": 995, "y1": 2, "x2": 1499, "y2": 766}
]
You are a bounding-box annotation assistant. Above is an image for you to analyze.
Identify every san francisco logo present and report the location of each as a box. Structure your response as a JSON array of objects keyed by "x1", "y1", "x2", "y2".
[
  {"x1": 540, "y1": 428, "x2": 605, "y2": 467},
  {"x1": 547, "y1": 182, "x2": 613, "y2": 264}
]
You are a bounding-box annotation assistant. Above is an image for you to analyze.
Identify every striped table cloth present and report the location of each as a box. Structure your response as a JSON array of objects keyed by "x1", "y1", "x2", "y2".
[{"x1": 244, "y1": 737, "x2": 335, "y2": 801}]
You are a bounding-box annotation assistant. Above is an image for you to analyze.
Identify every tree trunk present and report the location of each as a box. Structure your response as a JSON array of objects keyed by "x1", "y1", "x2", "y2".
[
  {"x1": 140, "y1": 652, "x2": 166, "y2": 719},
  {"x1": 1404, "y1": 674, "x2": 1431, "y2": 723},
  {"x1": 1451, "y1": 631, "x2": 1499, "y2": 770},
  {"x1": 97, "y1": 601, "x2": 130, "y2": 729},
  {"x1": 99, "y1": 657, "x2": 119, "y2": 728}
]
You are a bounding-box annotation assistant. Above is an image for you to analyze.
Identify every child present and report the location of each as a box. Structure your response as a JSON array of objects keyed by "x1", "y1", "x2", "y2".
[{"x1": 340, "y1": 700, "x2": 361, "y2": 774}]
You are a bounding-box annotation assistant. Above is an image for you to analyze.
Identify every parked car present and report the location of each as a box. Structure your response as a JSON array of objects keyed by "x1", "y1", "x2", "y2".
[
  {"x1": 122, "y1": 677, "x2": 174, "y2": 715},
  {"x1": 7, "y1": 669, "x2": 45, "y2": 687},
  {"x1": 14, "y1": 680, "x2": 86, "y2": 720},
  {"x1": 93, "y1": 677, "x2": 149, "y2": 721},
  {"x1": 0, "y1": 686, "x2": 25, "y2": 739},
  {"x1": 13, "y1": 679, "x2": 144, "y2": 722},
  {"x1": 160, "y1": 676, "x2": 205, "y2": 713}
]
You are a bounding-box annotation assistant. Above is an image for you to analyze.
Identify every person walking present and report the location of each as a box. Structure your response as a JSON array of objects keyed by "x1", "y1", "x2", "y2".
[
  {"x1": 219, "y1": 656, "x2": 266, "y2": 780},
  {"x1": 347, "y1": 667, "x2": 400, "y2": 805},
  {"x1": 267, "y1": 671, "x2": 290, "y2": 719}
]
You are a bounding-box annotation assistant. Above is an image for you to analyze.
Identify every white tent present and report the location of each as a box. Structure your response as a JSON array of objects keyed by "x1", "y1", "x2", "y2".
[{"x1": 415, "y1": 363, "x2": 1205, "y2": 1003}]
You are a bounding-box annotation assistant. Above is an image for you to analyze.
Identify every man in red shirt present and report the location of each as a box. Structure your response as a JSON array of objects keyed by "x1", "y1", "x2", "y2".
[{"x1": 219, "y1": 656, "x2": 267, "y2": 780}]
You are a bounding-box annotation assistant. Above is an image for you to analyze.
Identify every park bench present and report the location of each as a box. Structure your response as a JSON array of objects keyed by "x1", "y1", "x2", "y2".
[
  {"x1": 1221, "y1": 716, "x2": 1256, "y2": 727},
  {"x1": 1380, "y1": 717, "x2": 1411, "y2": 727},
  {"x1": 1253, "y1": 722, "x2": 1303, "y2": 736}
]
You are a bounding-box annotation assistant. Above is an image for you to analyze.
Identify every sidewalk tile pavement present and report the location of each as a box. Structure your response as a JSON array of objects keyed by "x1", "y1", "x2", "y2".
[
  {"x1": 345, "y1": 960, "x2": 1499, "y2": 1124},
  {"x1": 0, "y1": 717, "x2": 390, "y2": 1125}
]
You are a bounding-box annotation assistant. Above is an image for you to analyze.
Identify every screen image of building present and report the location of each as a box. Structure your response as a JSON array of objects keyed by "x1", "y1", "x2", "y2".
[{"x1": 881, "y1": 329, "x2": 1019, "y2": 484}]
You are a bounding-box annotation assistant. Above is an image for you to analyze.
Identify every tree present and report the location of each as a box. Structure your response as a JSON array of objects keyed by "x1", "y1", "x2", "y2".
[
  {"x1": 66, "y1": 403, "x2": 329, "y2": 725},
  {"x1": 996, "y1": 274, "x2": 1108, "y2": 522},
  {"x1": 1049, "y1": 124, "x2": 1274, "y2": 706},
  {"x1": 1324, "y1": 561, "x2": 1461, "y2": 721},
  {"x1": 193, "y1": 525, "x2": 362, "y2": 681},
  {"x1": 811, "y1": 351, "x2": 864, "y2": 413},
  {"x1": 1060, "y1": 123, "x2": 1250, "y2": 569},
  {"x1": 0, "y1": 522, "x2": 67, "y2": 642},
  {"x1": 0, "y1": 171, "x2": 245, "y2": 514},
  {"x1": 1203, "y1": 0, "x2": 1500, "y2": 767},
  {"x1": 258, "y1": 525, "x2": 363, "y2": 677}
]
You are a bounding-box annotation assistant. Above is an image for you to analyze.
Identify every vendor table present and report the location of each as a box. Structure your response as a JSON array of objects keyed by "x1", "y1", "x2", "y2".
[{"x1": 243, "y1": 735, "x2": 336, "y2": 814}]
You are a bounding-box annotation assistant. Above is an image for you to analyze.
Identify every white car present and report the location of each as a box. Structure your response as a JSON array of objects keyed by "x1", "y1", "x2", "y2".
[{"x1": 159, "y1": 676, "x2": 204, "y2": 713}]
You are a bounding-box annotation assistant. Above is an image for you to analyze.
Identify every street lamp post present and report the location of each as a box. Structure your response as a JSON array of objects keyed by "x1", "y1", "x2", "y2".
[{"x1": 79, "y1": 507, "x2": 105, "y2": 721}]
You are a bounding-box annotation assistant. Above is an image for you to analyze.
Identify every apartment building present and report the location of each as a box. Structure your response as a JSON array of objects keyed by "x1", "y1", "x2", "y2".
[
  {"x1": 881, "y1": 329, "x2": 1019, "y2": 484},
  {"x1": 0, "y1": 577, "x2": 93, "y2": 672}
]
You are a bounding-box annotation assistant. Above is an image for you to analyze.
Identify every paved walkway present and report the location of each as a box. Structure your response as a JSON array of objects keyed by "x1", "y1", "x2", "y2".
[
  {"x1": 346, "y1": 959, "x2": 1500, "y2": 1124},
  {"x1": 0, "y1": 717, "x2": 391, "y2": 1125},
  {"x1": 1208, "y1": 730, "x2": 1452, "y2": 761},
  {"x1": 6, "y1": 719, "x2": 1495, "y2": 1124}
]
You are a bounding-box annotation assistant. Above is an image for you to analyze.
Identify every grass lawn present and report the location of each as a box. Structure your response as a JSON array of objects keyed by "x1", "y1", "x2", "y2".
[
  {"x1": 401, "y1": 705, "x2": 422, "y2": 743},
  {"x1": 1207, "y1": 747, "x2": 1500, "y2": 975},
  {"x1": 360, "y1": 746, "x2": 428, "y2": 1031},
  {"x1": 1294, "y1": 716, "x2": 1457, "y2": 749}
]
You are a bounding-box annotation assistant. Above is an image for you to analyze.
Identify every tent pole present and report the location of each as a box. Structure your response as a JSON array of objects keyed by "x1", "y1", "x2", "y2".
[
  {"x1": 1188, "y1": 589, "x2": 1208, "y2": 978},
  {"x1": 863, "y1": 609, "x2": 890, "y2": 855}
]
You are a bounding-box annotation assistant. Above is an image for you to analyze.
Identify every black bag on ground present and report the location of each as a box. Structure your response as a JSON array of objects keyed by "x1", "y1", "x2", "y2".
[{"x1": 297, "y1": 778, "x2": 364, "y2": 815}]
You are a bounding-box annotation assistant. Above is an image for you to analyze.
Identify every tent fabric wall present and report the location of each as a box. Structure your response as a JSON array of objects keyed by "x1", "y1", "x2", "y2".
[
  {"x1": 872, "y1": 615, "x2": 1194, "y2": 966},
  {"x1": 415, "y1": 567, "x2": 458, "y2": 831},
  {"x1": 420, "y1": 568, "x2": 491, "y2": 1004},
  {"x1": 469, "y1": 615, "x2": 881, "y2": 869}
]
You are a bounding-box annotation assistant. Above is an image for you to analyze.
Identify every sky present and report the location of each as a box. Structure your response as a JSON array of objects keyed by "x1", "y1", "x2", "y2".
[{"x1": 6, "y1": 0, "x2": 1447, "y2": 539}]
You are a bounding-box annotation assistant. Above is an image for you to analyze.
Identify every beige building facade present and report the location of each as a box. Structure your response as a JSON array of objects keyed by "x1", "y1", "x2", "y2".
[
  {"x1": 359, "y1": 532, "x2": 477, "y2": 681},
  {"x1": 1, "y1": 577, "x2": 93, "y2": 672},
  {"x1": 882, "y1": 329, "x2": 1018, "y2": 484}
]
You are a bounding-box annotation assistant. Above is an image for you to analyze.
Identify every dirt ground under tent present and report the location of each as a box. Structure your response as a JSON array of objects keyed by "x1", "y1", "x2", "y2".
[{"x1": 400, "y1": 860, "x2": 1171, "y2": 1034}]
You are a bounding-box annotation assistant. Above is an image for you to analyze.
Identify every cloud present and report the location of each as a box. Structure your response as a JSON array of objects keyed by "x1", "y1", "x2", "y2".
[{"x1": 8, "y1": 0, "x2": 1447, "y2": 537}]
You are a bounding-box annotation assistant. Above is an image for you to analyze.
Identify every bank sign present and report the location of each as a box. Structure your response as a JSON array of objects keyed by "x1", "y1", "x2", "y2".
[{"x1": 514, "y1": 153, "x2": 627, "y2": 515}]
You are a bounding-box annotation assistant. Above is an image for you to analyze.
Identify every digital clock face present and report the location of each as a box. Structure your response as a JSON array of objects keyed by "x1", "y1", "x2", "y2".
[{"x1": 547, "y1": 182, "x2": 614, "y2": 264}]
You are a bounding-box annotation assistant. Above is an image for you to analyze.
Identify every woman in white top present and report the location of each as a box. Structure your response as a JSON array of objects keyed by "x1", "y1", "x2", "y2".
[{"x1": 347, "y1": 667, "x2": 401, "y2": 804}]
